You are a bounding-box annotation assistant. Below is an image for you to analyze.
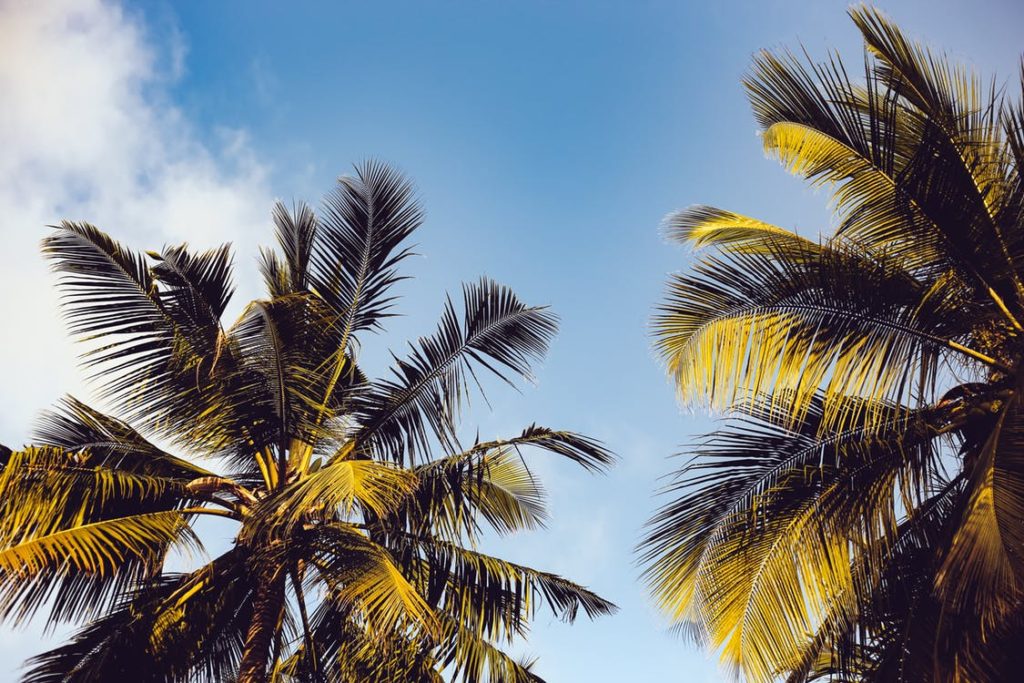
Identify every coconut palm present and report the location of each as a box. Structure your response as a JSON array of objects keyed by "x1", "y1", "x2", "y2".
[
  {"x1": 0, "y1": 161, "x2": 615, "y2": 683},
  {"x1": 641, "y1": 7, "x2": 1024, "y2": 682}
]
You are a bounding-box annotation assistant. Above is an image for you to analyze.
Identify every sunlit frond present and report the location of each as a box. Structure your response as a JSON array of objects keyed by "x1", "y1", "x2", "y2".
[
  {"x1": 653, "y1": 238, "x2": 982, "y2": 430},
  {"x1": 643, "y1": 394, "x2": 945, "y2": 681},
  {"x1": 306, "y1": 523, "x2": 438, "y2": 638},
  {"x1": 665, "y1": 205, "x2": 816, "y2": 253},
  {"x1": 263, "y1": 456, "x2": 417, "y2": 533}
]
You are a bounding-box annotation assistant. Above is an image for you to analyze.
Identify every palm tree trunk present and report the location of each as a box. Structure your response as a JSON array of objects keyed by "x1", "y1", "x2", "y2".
[{"x1": 238, "y1": 567, "x2": 286, "y2": 683}]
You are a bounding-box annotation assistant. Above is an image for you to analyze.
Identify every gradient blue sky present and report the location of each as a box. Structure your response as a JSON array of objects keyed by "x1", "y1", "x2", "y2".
[{"x1": 1, "y1": 0, "x2": 1022, "y2": 680}]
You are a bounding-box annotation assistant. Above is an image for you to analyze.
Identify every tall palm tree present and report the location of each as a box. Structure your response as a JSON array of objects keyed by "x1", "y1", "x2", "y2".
[
  {"x1": 0, "y1": 161, "x2": 615, "y2": 683},
  {"x1": 641, "y1": 7, "x2": 1024, "y2": 682}
]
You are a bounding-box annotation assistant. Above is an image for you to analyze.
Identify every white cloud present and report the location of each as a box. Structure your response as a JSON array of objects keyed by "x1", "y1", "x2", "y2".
[
  {"x1": 0, "y1": 0, "x2": 272, "y2": 445},
  {"x1": 0, "y1": 1, "x2": 272, "y2": 676}
]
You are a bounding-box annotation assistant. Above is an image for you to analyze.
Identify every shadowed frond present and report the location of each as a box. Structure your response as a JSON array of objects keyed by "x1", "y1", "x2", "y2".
[
  {"x1": 309, "y1": 160, "x2": 421, "y2": 340},
  {"x1": 356, "y1": 278, "x2": 558, "y2": 463},
  {"x1": 33, "y1": 396, "x2": 213, "y2": 480},
  {"x1": 260, "y1": 201, "x2": 318, "y2": 298}
]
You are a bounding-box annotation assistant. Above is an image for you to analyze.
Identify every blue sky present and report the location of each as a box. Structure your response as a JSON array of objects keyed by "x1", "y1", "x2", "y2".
[{"x1": 1, "y1": 0, "x2": 1022, "y2": 680}]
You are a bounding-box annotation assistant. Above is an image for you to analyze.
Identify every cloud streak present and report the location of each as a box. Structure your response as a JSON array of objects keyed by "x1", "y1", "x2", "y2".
[{"x1": 0, "y1": 0, "x2": 272, "y2": 444}]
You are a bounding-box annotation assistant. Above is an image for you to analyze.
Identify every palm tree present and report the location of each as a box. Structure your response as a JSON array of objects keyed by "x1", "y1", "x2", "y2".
[
  {"x1": 641, "y1": 6, "x2": 1024, "y2": 682},
  {"x1": 0, "y1": 161, "x2": 615, "y2": 683}
]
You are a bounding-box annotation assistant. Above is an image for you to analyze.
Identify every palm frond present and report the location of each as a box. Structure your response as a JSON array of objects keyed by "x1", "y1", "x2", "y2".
[
  {"x1": 149, "y1": 242, "x2": 234, "y2": 338},
  {"x1": 33, "y1": 396, "x2": 213, "y2": 480},
  {"x1": 261, "y1": 201, "x2": 318, "y2": 298},
  {"x1": 356, "y1": 278, "x2": 558, "y2": 463},
  {"x1": 21, "y1": 551, "x2": 252, "y2": 683},
  {"x1": 654, "y1": 238, "x2": 983, "y2": 430},
  {"x1": 253, "y1": 457, "x2": 416, "y2": 538},
  {"x1": 434, "y1": 611, "x2": 546, "y2": 683},
  {"x1": 403, "y1": 536, "x2": 615, "y2": 642},
  {"x1": 309, "y1": 160, "x2": 420, "y2": 340},
  {"x1": 305, "y1": 523, "x2": 438, "y2": 638},
  {"x1": 665, "y1": 206, "x2": 816, "y2": 253},
  {"x1": 43, "y1": 223, "x2": 239, "y2": 451},
  {"x1": 642, "y1": 394, "x2": 946, "y2": 681}
]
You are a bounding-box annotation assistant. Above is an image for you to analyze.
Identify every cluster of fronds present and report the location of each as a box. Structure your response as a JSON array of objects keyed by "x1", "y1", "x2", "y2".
[
  {"x1": 643, "y1": 6, "x2": 1024, "y2": 682},
  {"x1": 0, "y1": 161, "x2": 615, "y2": 682}
]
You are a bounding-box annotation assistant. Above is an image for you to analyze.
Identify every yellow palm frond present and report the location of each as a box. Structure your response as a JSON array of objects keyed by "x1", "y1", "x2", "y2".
[
  {"x1": 268, "y1": 453, "x2": 417, "y2": 532},
  {"x1": 310, "y1": 523, "x2": 437, "y2": 638},
  {"x1": 0, "y1": 446, "x2": 190, "y2": 544},
  {"x1": 665, "y1": 205, "x2": 816, "y2": 254},
  {"x1": 0, "y1": 510, "x2": 197, "y2": 579}
]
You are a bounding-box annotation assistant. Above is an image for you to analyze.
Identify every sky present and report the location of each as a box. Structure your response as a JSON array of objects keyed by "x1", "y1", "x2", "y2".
[{"x1": 0, "y1": 0, "x2": 1022, "y2": 680}]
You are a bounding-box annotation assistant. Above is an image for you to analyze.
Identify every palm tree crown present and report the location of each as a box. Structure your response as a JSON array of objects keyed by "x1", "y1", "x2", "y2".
[
  {"x1": 0, "y1": 161, "x2": 615, "y2": 682},
  {"x1": 642, "y1": 7, "x2": 1024, "y2": 682}
]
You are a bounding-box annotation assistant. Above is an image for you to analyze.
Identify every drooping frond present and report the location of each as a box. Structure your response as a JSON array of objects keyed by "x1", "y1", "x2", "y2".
[
  {"x1": 21, "y1": 551, "x2": 253, "y2": 683},
  {"x1": 747, "y1": 10, "x2": 1024, "y2": 308},
  {"x1": 642, "y1": 393, "x2": 950, "y2": 681},
  {"x1": 402, "y1": 537, "x2": 616, "y2": 642},
  {"x1": 371, "y1": 427, "x2": 610, "y2": 546},
  {"x1": 935, "y1": 391, "x2": 1024, "y2": 628},
  {"x1": 304, "y1": 522, "x2": 438, "y2": 638},
  {"x1": 33, "y1": 396, "x2": 213, "y2": 480},
  {"x1": 434, "y1": 611, "x2": 546, "y2": 683},
  {"x1": 0, "y1": 444, "x2": 207, "y2": 625},
  {"x1": 0, "y1": 509, "x2": 200, "y2": 628}
]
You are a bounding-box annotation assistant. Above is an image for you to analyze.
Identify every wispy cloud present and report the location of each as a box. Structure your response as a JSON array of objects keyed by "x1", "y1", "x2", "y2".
[{"x1": 0, "y1": 0, "x2": 272, "y2": 446}]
